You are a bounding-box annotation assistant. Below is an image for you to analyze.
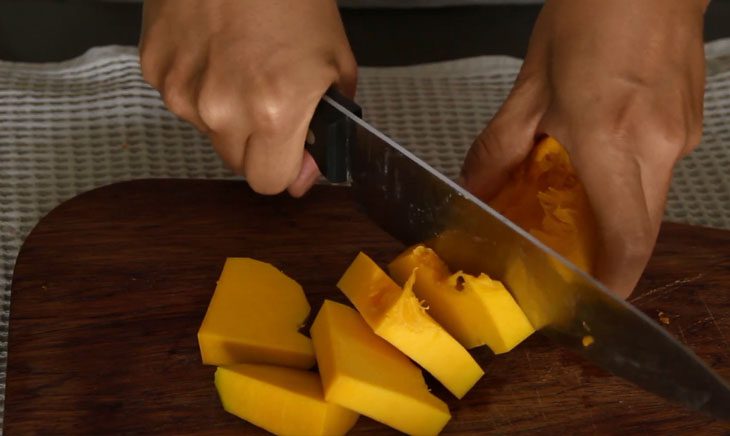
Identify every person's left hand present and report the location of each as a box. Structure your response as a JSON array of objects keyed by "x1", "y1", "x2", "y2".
[{"x1": 459, "y1": 0, "x2": 708, "y2": 298}]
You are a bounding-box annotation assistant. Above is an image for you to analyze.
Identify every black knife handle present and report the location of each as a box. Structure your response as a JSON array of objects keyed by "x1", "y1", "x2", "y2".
[{"x1": 306, "y1": 88, "x2": 362, "y2": 183}]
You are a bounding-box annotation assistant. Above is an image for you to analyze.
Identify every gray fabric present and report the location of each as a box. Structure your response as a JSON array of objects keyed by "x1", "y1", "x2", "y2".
[{"x1": 1, "y1": 41, "x2": 730, "y2": 429}]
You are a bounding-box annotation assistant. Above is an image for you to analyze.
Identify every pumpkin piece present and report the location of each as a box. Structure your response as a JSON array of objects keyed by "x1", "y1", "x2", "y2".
[
  {"x1": 488, "y1": 137, "x2": 598, "y2": 329},
  {"x1": 198, "y1": 257, "x2": 315, "y2": 369},
  {"x1": 337, "y1": 252, "x2": 483, "y2": 399},
  {"x1": 215, "y1": 363, "x2": 359, "y2": 436},
  {"x1": 501, "y1": 255, "x2": 557, "y2": 330},
  {"x1": 310, "y1": 300, "x2": 451, "y2": 435},
  {"x1": 490, "y1": 136, "x2": 597, "y2": 275},
  {"x1": 389, "y1": 245, "x2": 534, "y2": 353}
]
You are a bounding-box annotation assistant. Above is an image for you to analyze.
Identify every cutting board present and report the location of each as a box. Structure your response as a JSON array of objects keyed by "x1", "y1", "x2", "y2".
[{"x1": 6, "y1": 179, "x2": 730, "y2": 435}]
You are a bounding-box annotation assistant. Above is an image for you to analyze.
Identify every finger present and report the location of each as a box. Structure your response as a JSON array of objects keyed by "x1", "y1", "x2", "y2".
[
  {"x1": 568, "y1": 134, "x2": 656, "y2": 298},
  {"x1": 139, "y1": 42, "x2": 176, "y2": 93},
  {"x1": 335, "y1": 50, "x2": 359, "y2": 99},
  {"x1": 244, "y1": 131, "x2": 302, "y2": 195},
  {"x1": 197, "y1": 68, "x2": 251, "y2": 176},
  {"x1": 459, "y1": 79, "x2": 545, "y2": 200},
  {"x1": 287, "y1": 151, "x2": 321, "y2": 198},
  {"x1": 160, "y1": 54, "x2": 210, "y2": 133},
  {"x1": 138, "y1": 3, "x2": 172, "y2": 90},
  {"x1": 208, "y1": 129, "x2": 249, "y2": 177},
  {"x1": 242, "y1": 94, "x2": 320, "y2": 195},
  {"x1": 241, "y1": 55, "x2": 339, "y2": 194},
  {"x1": 637, "y1": 146, "x2": 674, "y2": 235}
]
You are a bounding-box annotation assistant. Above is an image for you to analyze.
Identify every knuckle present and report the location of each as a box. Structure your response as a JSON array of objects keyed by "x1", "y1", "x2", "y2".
[
  {"x1": 662, "y1": 122, "x2": 687, "y2": 146},
  {"x1": 580, "y1": 92, "x2": 647, "y2": 151},
  {"x1": 250, "y1": 106, "x2": 280, "y2": 134},
  {"x1": 601, "y1": 116, "x2": 638, "y2": 151},
  {"x1": 248, "y1": 95, "x2": 288, "y2": 134},
  {"x1": 138, "y1": 31, "x2": 167, "y2": 90},
  {"x1": 340, "y1": 52, "x2": 358, "y2": 81},
  {"x1": 589, "y1": 90, "x2": 704, "y2": 157},
  {"x1": 197, "y1": 86, "x2": 234, "y2": 133},
  {"x1": 161, "y1": 78, "x2": 190, "y2": 118},
  {"x1": 653, "y1": 111, "x2": 694, "y2": 149},
  {"x1": 686, "y1": 130, "x2": 703, "y2": 152},
  {"x1": 686, "y1": 110, "x2": 704, "y2": 151}
]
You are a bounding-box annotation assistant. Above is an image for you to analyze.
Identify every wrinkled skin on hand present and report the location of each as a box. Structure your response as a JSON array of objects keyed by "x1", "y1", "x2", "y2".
[
  {"x1": 139, "y1": 0, "x2": 357, "y2": 197},
  {"x1": 461, "y1": 0, "x2": 708, "y2": 298}
]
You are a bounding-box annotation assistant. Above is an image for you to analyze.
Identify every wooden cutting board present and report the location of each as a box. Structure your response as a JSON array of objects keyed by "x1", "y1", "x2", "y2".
[{"x1": 6, "y1": 179, "x2": 730, "y2": 435}]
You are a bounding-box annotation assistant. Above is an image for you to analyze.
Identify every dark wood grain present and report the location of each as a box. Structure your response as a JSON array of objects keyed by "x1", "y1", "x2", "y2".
[{"x1": 6, "y1": 179, "x2": 730, "y2": 435}]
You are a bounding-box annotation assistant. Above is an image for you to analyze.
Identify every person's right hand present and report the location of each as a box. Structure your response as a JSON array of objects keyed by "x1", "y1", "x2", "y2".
[
  {"x1": 139, "y1": 0, "x2": 357, "y2": 197},
  {"x1": 459, "y1": 0, "x2": 707, "y2": 298}
]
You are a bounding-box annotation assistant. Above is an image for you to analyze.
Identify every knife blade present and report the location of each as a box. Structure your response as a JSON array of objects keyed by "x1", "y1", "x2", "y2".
[{"x1": 307, "y1": 89, "x2": 730, "y2": 420}]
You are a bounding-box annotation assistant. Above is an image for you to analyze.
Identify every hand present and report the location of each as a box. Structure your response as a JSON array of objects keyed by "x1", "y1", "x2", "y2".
[
  {"x1": 139, "y1": 0, "x2": 357, "y2": 196},
  {"x1": 460, "y1": 0, "x2": 707, "y2": 297}
]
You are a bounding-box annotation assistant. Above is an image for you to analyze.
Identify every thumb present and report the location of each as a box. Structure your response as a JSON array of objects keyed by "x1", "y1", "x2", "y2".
[{"x1": 460, "y1": 87, "x2": 543, "y2": 200}]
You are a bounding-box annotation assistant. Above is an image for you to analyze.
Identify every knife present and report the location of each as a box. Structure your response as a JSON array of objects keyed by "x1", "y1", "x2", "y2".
[{"x1": 306, "y1": 88, "x2": 730, "y2": 420}]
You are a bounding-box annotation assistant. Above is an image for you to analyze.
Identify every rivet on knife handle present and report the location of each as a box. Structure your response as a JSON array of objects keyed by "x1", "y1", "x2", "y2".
[{"x1": 307, "y1": 88, "x2": 362, "y2": 183}]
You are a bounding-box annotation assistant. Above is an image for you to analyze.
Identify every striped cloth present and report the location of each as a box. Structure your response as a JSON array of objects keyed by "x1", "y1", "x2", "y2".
[{"x1": 1, "y1": 40, "x2": 730, "y2": 427}]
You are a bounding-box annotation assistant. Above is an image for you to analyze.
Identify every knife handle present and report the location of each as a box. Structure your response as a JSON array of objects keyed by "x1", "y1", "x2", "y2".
[{"x1": 306, "y1": 88, "x2": 362, "y2": 183}]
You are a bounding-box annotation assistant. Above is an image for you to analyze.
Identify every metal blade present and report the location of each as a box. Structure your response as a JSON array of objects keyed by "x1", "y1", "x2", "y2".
[{"x1": 323, "y1": 95, "x2": 730, "y2": 420}]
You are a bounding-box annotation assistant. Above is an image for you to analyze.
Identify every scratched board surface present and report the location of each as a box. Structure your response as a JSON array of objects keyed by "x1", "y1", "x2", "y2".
[{"x1": 5, "y1": 180, "x2": 730, "y2": 434}]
